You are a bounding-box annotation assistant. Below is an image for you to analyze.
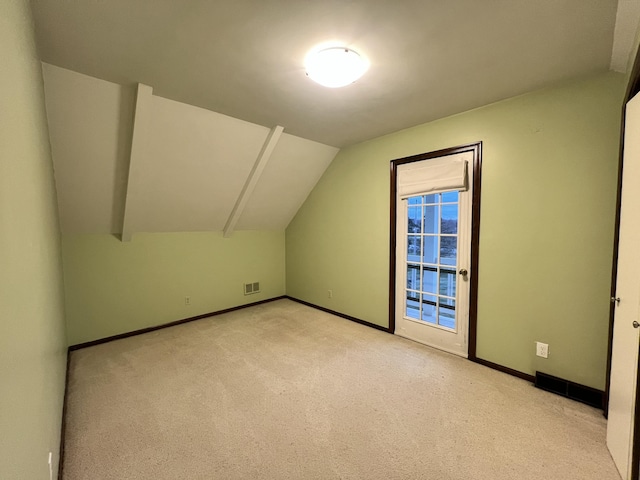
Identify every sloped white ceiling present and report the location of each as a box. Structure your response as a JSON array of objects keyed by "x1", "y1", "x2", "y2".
[
  {"x1": 42, "y1": 63, "x2": 134, "y2": 234},
  {"x1": 42, "y1": 64, "x2": 338, "y2": 235},
  {"x1": 236, "y1": 134, "x2": 337, "y2": 230},
  {"x1": 130, "y1": 96, "x2": 270, "y2": 232},
  {"x1": 32, "y1": 0, "x2": 626, "y2": 147}
]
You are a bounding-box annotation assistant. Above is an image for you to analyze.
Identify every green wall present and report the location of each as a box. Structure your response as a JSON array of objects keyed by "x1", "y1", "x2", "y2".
[
  {"x1": 286, "y1": 72, "x2": 626, "y2": 389},
  {"x1": 0, "y1": 1, "x2": 68, "y2": 478},
  {"x1": 62, "y1": 231, "x2": 286, "y2": 345}
]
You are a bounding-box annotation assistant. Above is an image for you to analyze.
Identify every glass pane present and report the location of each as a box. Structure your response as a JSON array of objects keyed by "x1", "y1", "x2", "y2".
[
  {"x1": 441, "y1": 191, "x2": 459, "y2": 203},
  {"x1": 407, "y1": 235, "x2": 421, "y2": 262},
  {"x1": 423, "y1": 236, "x2": 438, "y2": 264},
  {"x1": 406, "y1": 292, "x2": 420, "y2": 319},
  {"x1": 423, "y1": 205, "x2": 438, "y2": 234},
  {"x1": 438, "y1": 300, "x2": 456, "y2": 329},
  {"x1": 439, "y1": 268, "x2": 456, "y2": 297},
  {"x1": 422, "y1": 266, "x2": 437, "y2": 294},
  {"x1": 440, "y1": 236, "x2": 457, "y2": 265},
  {"x1": 441, "y1": 297, "x2": 455, "y2": 307},
  {"x1": 407, "y1": 196, "x2": 422, "y2": 205},
  {"x1": 408, "y1": 206, "x2": 422, "y2": 233},
  {"x1": 424, "y1": 194, "x2": 438, "y2": 204},
  {"x1": 441, "y1": 204, "x2": 458, "y2": 234},
  {"x1": 407, "y1": 264, "x2": 421, "y2": 290},
  {"x1": 422, "y1": 295, "x2": 437, "y2": 324}
]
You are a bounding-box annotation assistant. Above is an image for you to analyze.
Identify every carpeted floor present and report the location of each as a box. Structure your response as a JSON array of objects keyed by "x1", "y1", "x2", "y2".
[{"x1": 61, "y1": 299, "x2": 621, "y2": 479}]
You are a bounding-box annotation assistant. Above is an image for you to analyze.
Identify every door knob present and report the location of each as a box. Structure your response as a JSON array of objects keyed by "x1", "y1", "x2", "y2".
[
  {"x1": 459, "y1": 269, "x2": 468, "y2": 276},
  {"x1": 633, "y1": 321, "x2": 640, "y2": 329}
]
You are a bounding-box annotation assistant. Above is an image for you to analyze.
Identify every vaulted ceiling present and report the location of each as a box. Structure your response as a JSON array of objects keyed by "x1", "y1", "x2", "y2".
[
  {"x1": 42, "y1": 64, "x2": 337, "y2": 236},
  {"x1": 32, "y1": 0, "x2": 638, "y2": 148},
  {"x1": 43, "y1": 64, "x2": 338, "y2": 238},
  {"x1": 33, "y1": 1, "x2": 640, "y2": 236}
]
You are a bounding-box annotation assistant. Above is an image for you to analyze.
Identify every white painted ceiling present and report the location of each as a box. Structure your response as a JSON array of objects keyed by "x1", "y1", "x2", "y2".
[
  {"x1": 35, "y1": 1, "x2": 640, "y2": 236},
  {"x1": 32, "y1": 0, "x2": 631, "y2": 148},
  {"x1": 42, "y1": 64, "x2": 337, "y2": 235}
]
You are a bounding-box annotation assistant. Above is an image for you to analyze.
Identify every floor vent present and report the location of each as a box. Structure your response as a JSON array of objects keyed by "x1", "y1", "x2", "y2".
[
  {"x1": 534, "y1": 371, "x2": 604, "y2": 409},
  {"x1": 244, "y1": 282, "x2": 260, "y2": 295}
]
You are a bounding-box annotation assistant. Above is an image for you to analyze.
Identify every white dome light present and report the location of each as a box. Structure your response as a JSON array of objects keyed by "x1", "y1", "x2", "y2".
[{"x1": 305, "y1": 46, "x2": 369, "y2": 88}]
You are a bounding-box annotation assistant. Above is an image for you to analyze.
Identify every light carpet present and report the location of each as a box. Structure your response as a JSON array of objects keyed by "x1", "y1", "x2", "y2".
[{"x1": 62, "y1": 299, "x2": 621, "y2": 479}]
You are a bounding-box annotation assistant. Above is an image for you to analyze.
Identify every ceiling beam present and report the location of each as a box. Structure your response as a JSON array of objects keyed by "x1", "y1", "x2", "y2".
[
  {"x1": 223, "y1": 125, "x2": 284, "y2": 237},
  {"x1": 610, "y1": 0, "x2": 640, "y2": 72},
  {"x1": 121, "y1": 83, "x2": 153, "y2": 242}
]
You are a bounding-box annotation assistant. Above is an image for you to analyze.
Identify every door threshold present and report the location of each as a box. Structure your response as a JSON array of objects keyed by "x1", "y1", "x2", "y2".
[{"x1": 395, "y1": 331, "x2": 468, "y2": 358}]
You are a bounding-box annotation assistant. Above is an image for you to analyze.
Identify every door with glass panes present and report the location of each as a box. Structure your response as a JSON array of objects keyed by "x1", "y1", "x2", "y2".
[{"x1": 395, "y1": 153, "x2": 473, "y2": 357}]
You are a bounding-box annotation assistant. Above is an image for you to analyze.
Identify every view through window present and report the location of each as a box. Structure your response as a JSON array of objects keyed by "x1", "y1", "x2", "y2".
[{"x1": 405, "y1": 191, "x2": 458, "y2": 329}]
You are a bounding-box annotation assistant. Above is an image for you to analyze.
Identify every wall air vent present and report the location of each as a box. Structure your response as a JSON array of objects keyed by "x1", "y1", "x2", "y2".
[{"x1": 244, "y1": 282, "x2": 260, "y2": 295}]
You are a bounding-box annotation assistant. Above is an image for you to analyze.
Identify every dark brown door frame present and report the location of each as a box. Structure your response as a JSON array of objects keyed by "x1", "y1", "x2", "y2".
[
  {"x1": 604, "y1": 43, "x2": 640, "y2": 480},
  {"x1": 388, "y1": 142, "x2": 482, "y2": 358}
]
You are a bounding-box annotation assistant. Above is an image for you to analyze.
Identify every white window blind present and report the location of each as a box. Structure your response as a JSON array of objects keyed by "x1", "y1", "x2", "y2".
[{"x1": 397, "y1": 156, "x2": 468, "y2": 199}]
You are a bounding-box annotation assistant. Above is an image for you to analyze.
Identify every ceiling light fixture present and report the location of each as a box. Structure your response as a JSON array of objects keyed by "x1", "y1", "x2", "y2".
[{"x1": 305, "y1": 46, "x2": 369, "y2": 88}]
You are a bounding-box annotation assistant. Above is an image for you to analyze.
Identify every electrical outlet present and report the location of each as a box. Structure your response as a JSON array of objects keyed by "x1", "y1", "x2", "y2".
[
  {"x1": 328, "y1": 289, "x2": 333, "y2": 298},
  {"x1": 185, "y1": 296, "x2": 191, "y2": 306},
  {"x1": 536, "y1": 342, "x2": 549, "y2": 358}
]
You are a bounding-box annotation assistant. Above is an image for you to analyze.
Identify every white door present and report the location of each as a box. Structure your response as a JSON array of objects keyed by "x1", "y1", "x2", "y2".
[
  {"x1": 395, "y1": 152, "x2": 473, "y2": 357},
  {"x1": 607, "y1": 92, "x2": 640, "y2": 480}
]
